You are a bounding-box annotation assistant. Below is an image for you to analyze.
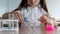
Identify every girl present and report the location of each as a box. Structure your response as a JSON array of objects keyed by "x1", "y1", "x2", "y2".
[{"x1": 12, "y1": 0, "x2": 52, "y2": 27}]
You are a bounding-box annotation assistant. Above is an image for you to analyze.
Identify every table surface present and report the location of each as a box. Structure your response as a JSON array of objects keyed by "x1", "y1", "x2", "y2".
[{"x1": 0, "y1": 27, "x2": 60, "y2": 34}]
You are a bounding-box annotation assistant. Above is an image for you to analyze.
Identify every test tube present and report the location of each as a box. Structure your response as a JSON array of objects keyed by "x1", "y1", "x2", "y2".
[{"x1": 9, "y1": 14, "x2": 11, "y2": 19}]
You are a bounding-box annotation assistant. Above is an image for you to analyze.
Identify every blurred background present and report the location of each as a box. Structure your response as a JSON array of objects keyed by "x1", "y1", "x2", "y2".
[
  {"x1": 0, "y1": 0, "x2": 21, "y2": 17},
  {"x1": 0, "y1": 0, "x2": 60, "y2": 19}
]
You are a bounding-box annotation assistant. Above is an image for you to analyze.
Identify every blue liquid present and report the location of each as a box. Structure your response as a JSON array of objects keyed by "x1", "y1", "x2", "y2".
[
  {"x1": 24, "y1": 17, "x2": 28, "y2": 21},
  {"x1": 8, "y1": 26, "x2": 11, "y2": 31},
  {"x1": 8, "y1": 26, "x2": 11, "y2": 29}
]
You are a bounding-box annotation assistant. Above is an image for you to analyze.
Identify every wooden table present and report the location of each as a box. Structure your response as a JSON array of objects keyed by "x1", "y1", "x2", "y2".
[{"x1": 0, "y1": 27, "x2": 60, "y2": 34}]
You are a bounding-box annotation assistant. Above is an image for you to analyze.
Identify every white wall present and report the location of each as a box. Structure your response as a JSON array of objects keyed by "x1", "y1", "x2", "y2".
[
  {"x1": 0, "y1": 0, "x2": 21, "y2": 17},
  {"x1": 46, "y1": 0, "x2": 60, "y2": 19},
  {"x1": 0, "y1": 0, "x2": 8, "y2": 17},
  {"x1": 8, "y1": 0, "x2": 21, "y2": 12}
]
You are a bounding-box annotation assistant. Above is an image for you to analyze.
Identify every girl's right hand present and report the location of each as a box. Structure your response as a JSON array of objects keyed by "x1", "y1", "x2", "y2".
[
  {"x1": 13, "y1": 11, "x2": 24, "y2": 23},
  {"x1": 11, "y1": 11, "x2": 24, "y2": 23},
  {"x1": 18, "y1": 12, "x2": 24, "y2": 23}
]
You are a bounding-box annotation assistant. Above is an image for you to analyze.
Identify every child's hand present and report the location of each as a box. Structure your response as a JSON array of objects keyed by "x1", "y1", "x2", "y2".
[
  {"x1": 38, "y1": 15, "x2": 50, "y2": 23},
  {"x1": 17, "y1": 11, "x2": 24, "y2": 23}
]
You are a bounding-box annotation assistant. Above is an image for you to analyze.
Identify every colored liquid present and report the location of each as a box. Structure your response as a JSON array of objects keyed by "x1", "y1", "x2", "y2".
[
  {"x1": 8, "y1": 26, "x2": 11, "y2": 29},
  {"x1": 45, "y1": 25, "x2": 54, "y2": 31},
  {"x1": 24, "y1": 17, "x2": 28, "y2": 21}
]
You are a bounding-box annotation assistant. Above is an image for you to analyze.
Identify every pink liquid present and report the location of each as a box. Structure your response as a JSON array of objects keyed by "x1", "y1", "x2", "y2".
[{"x1": 45, "y1": 25, "x2": 54, "y2": 31}]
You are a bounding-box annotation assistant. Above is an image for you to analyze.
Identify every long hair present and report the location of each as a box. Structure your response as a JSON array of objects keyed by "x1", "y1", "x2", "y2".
[{"x1": 13, "y1": 0, "x2": 48, "y2": 13}]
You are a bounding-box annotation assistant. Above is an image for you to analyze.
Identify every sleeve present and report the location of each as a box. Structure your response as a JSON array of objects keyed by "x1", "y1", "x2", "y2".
[
  {"x1": 20, "y1": 8, "x2": 24, "y2": 14},
  {"x1": 41, "y1": 8, "x2": 47, "y2": 15},
  {"x1": 16, "y1": 8, "x2": 25, "y2": 14},
  {"x1": 16, "y1": 8, "x2": 28, "y2": 18},
  {"x1": 20, "y1": 8, "x2": 27, "y2": 15}
]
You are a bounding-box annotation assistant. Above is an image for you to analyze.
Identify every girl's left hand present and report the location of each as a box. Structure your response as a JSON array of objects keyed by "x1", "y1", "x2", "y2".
[{"x1": 38, "y1": 15, "x2": 50, "y2": 23}]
